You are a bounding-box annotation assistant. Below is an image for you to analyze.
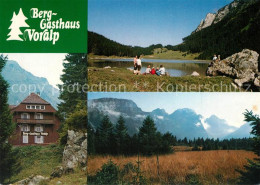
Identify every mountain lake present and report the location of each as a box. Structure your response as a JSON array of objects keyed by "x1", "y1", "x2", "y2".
[{"x1": 88, "y1": 58, "x2": 211, "y2": 77}]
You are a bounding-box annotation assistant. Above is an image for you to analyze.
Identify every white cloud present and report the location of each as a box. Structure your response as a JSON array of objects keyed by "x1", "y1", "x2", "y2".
[
  {"x1": 157, "y1": 116, "x2": 164, "y2": 120},
  {"x1": 106, "y1": 110, "x2": 121, "y2": 117},
  {"x1": 136, "y1": 115, "x2": 146, "y2": 118}
]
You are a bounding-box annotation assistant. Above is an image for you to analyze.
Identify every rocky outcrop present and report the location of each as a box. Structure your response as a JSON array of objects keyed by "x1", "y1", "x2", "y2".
[
  {"x1": 195, "y1": 13, "x2": 216, "y2": 32},
  {"x1": 206, "y1": 49, "x2": 259, "y2": 89},
  {"x1": 62, "y1": 130, "x2": 87, "y2": 171},
  {"x1": 213, "y1": 1, "x2": 238, "y2": 24},
  {"x1": 194, "y1": 1, "x2": 238, "y2": 33},
  {"x1": 13, "y1": 175, "x2": 48, "y2": 185},
  {"x1": 50, "y1": 130, "x2": 87, "y2": 179}
]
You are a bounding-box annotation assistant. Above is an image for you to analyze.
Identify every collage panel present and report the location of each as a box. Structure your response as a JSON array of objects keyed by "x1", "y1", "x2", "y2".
[
  {"x1": 87, "y1": 92, "x2": 260, "y2": 184},
  {"x1": 88, "y1": 0, "x2": 260, "y2": 93},
  {"x1": 0, "y1": 1, "x2": 88, "y2": 184},
  {"x1": 0, "y1": 53, "x2": 87, "y2": 184}
]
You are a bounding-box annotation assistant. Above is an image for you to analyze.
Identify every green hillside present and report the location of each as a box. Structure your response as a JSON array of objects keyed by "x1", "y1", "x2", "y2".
[{"x1": 8, "y1": 145, "x2": 86, "y2": 185}]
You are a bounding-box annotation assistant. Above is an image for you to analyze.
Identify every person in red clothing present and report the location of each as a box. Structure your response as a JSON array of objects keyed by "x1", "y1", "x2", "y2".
[{"x1": 150, "y1": 67, "x2": 156, "y2": 75}]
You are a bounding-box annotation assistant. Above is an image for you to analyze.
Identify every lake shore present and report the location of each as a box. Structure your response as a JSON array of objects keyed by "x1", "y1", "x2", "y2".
[
  {"x1": 88, "y1": 67, "x2": 240, "y2": 92},
  {"x1": 87, "y1": 53, "x2": 211, "y2": 62}
]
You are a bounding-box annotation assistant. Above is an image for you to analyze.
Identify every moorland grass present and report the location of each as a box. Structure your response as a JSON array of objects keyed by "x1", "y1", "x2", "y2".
[{"x1": 88, "y1": 150, "x2": 257, "y2": 184}]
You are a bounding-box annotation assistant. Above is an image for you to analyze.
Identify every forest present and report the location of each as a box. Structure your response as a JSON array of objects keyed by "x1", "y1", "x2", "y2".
[
  {"x1": 88, "y1": 31, "x2": 163, "y2": 57},
  {"x1": 87, "y1": 115, "x2": 254, "y2": 156}
]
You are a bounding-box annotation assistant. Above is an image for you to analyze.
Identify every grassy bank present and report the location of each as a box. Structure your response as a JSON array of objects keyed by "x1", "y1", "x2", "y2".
[
  {"x1": 144, "y1": 50, "x2": 201, "y2": 60},
  {"x1": 8, "y1": 145, "x2": 86, "y2": 185},
  {"x1": 88, "y1": 150, "x2": 256, "y2": 184},
  {"x1": 88, "y1": 67, "x2": 239, "y2": 92}
]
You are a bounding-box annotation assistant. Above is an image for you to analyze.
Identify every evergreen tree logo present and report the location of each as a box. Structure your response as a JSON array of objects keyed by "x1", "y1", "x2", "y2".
[{"x1": 7, "y1": 8, "x2": 29, "y2": 41}]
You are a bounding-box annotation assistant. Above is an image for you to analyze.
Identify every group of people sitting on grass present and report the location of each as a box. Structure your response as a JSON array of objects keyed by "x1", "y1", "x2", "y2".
[
  {"x1": 144, "y1": 65, "x2": 166, "y2": 76},
  {"x1": 133, "y1": 55, "x2": 166, "y2": 76}
]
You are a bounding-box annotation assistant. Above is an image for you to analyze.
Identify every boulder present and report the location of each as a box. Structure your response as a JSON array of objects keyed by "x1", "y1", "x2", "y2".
[
  {"x1": 191, "y1": 71, "x2": 200, "y2": 76},
  {"x1": 206, "y1": 49, "x2": 259, "y2": 88},
  {"x1": 50, "y1": 166, "x2": 64, "y2": 179},
  {"x1": 62, "y1": 130, "x2": 87, "y2": 171},
  {"x1": 13, "y1": 175, "x2": 48, "y2": 185}
]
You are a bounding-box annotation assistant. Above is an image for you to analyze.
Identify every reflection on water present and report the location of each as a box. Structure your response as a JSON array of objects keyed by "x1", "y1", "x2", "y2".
[{"x1": 88, "y1": 59, "x2": 210, "y2": 77}]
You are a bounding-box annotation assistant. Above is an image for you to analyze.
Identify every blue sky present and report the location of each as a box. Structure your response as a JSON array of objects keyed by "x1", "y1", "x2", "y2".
[
  {"x1": 88, "y1": 0, "x2": 233, "y2": 47},
  {"x1": 88, "y1": 92, "x2": 260, "y2": 127}
]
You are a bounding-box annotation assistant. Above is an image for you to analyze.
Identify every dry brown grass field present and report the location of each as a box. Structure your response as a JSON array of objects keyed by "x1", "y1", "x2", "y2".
[{"x1": 88, "y1": 150, "x2": 257, "y2": 184}]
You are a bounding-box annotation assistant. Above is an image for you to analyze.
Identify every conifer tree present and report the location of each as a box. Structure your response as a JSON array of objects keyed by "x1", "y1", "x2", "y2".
[
  {"x1": 87, "y1": 123, "x2": 96, "y2": 154},
  {"x1": 138, "y1": 116, "x2": 160, "y2": 155},
  {"x1": 57, "y1": 53, "x2": 87, "y2": 145},
  {"x1": 238, "y1": 110, "x2": 260, "y2": 184},
  {"x1": 0, "y1": 55, "x2": 16, "y2": 183},
  {"x1": 96, "y1": 115, "x2": 114, "y2": 154},
  {"x1": 115, "y1": 115, "x2": 129, "y2": 154},
  {"x1": 58, "y1": 53, "x2": 87, "y2": 116}
]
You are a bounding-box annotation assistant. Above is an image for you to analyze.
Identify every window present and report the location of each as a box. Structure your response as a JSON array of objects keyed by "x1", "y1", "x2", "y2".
[
  {"x1": 26, "y1": 105, "x2": 45, "y2": 110},
  {"x1": 21, "y1": 113, "x2": 30, "y2": 119},
  {"x1": 21, "y1": 124, "x2": 30, "y2": 132},
  {"x1": 23, "y1": 135, "x2": 28, "y2": 143},
  {"x1": 34, "y1": 125, "x2": 43, "y2": 132},
  {"x1": 35, "y1": 136, "x2": 44, "y2": 144},
  {"x1": 35, "y1": 113, "x2": 43, "y2": 120}
]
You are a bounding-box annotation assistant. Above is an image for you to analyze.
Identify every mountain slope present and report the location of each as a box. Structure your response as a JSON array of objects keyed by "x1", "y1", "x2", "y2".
[
  {"x1": 88, "y1": 98, "x2": 209, "y2": 139},
  {"x1": 225, "y1": 122, "x2": 253, "y2": 139},
  {"x1": 2, "y1": 60, "x2": 60, "y2": 109},
  {"x1": 205, "y1": 115, "x2": 238, "y2": 139},
  {"x1": 194, "y1": 1, "x2": 239, "y2": 33},
  {"x1": 175, "y1": 0, "x2": 260, "y2": 59},
  {"x1": 166, "y1": 108, "x2": 208, "y2": 139}
]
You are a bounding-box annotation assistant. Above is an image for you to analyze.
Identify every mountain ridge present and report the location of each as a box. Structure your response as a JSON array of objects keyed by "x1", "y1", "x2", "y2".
[
  {"x1": 176, "y1": 0, "x2": 260, "y2": 59},
  {"x1": 88, "y1": 98, "x2": 252, "y2": 139},
  {"x1": 2, "y1": 60, "x2": 60, "y2": 109}
]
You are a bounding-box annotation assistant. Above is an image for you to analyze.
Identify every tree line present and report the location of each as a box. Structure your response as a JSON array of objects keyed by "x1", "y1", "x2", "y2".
[
  {"x1": 88, "y1": 31, "x2": 167, "y2": 57},
  {"x1": 87, "y1": 115, "x2": 254, "y2": 156}
]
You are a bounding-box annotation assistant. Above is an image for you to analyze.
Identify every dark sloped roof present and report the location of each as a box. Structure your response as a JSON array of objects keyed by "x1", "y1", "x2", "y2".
[{"x1": 21, "y1": 93, "x2": 50, "y2": 105}]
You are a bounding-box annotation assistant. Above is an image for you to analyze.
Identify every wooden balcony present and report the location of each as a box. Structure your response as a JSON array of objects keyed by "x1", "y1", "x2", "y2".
[{"x1": 16, "y1": 119, "x2": 55, "y2": 124}]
